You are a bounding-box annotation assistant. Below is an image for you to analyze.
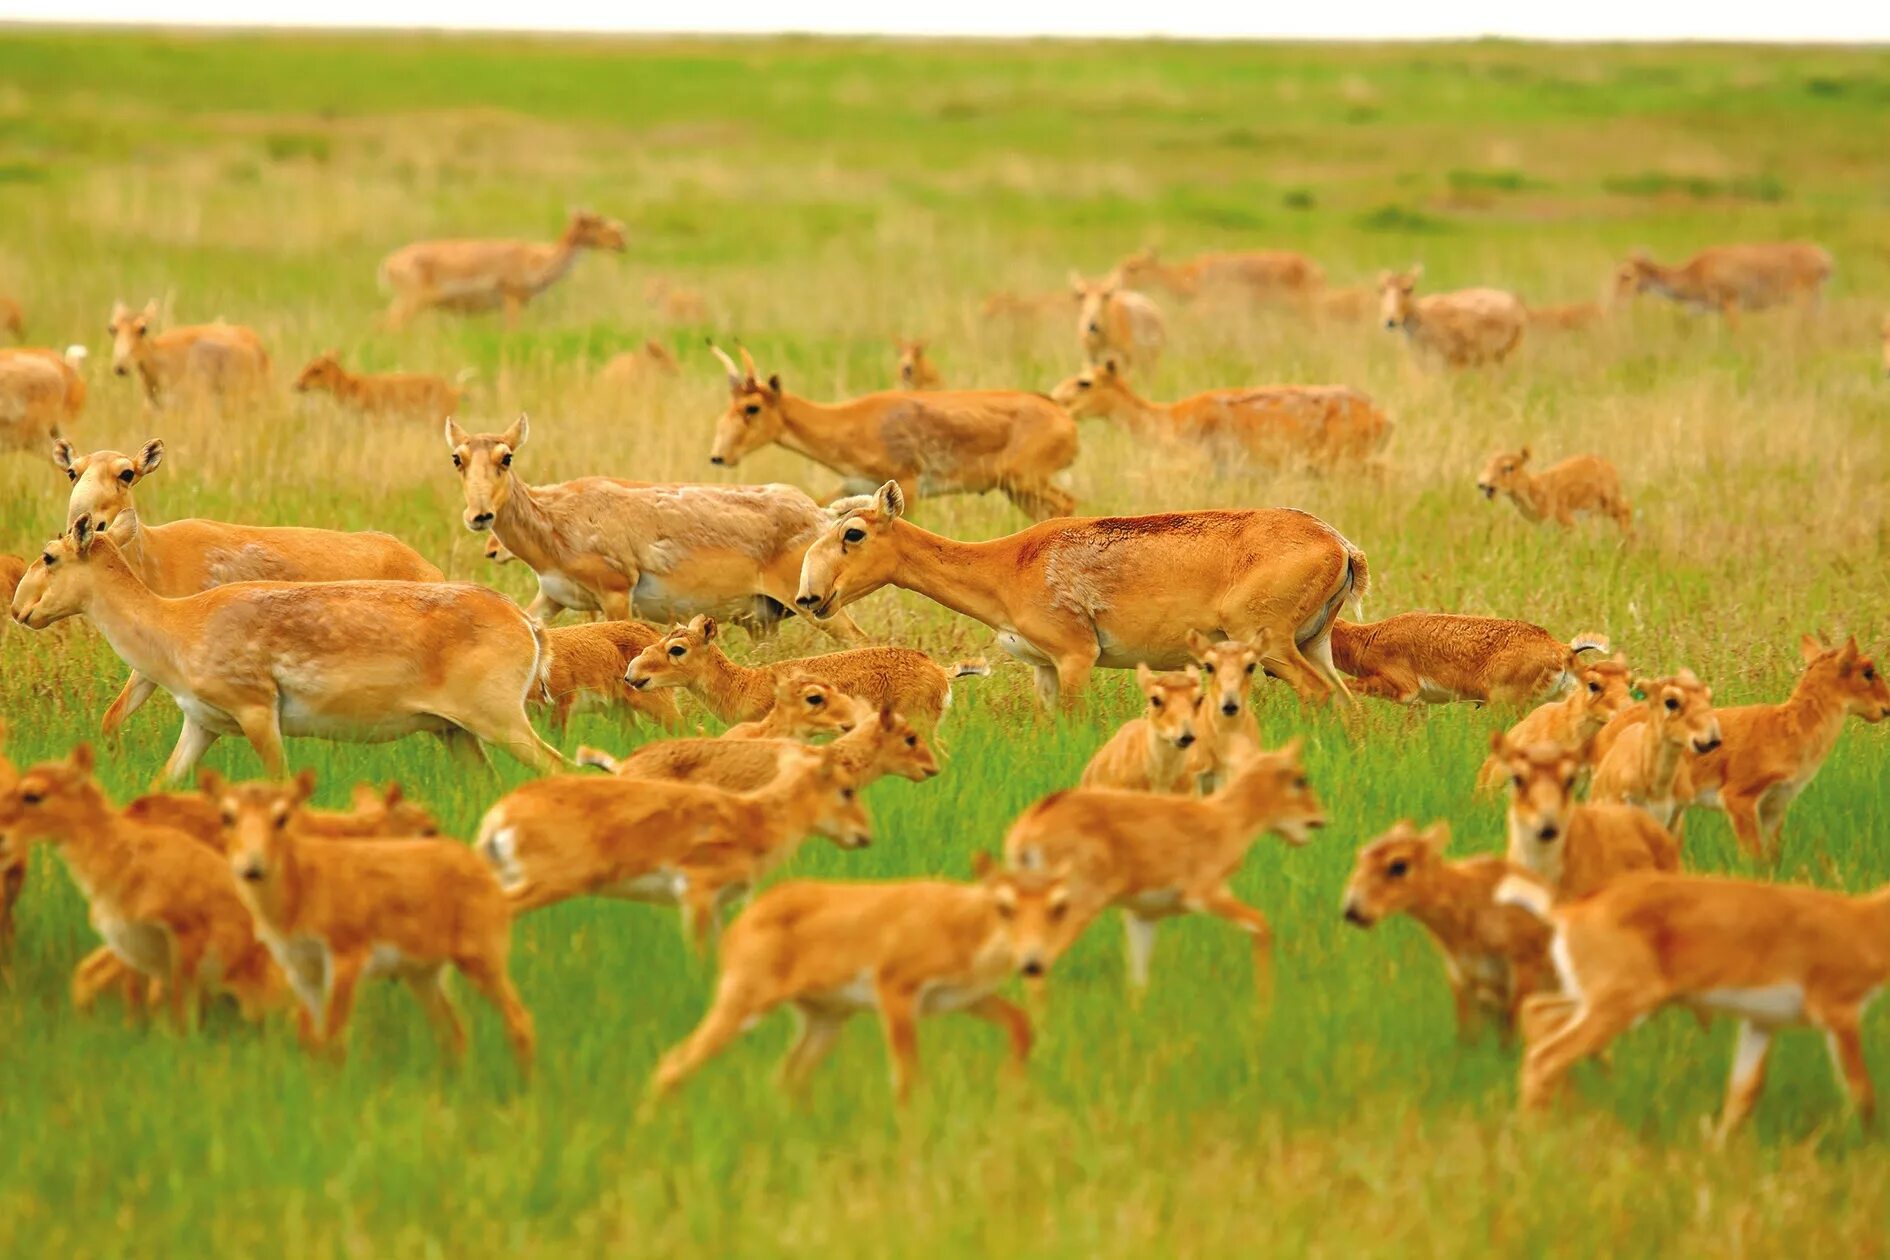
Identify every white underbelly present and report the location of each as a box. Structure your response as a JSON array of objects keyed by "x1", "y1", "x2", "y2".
[
  {"x1": 803, "y1": 971, "x2": 880, "y2": 1013},
  {"x1": 1695, "y1": 983, "x2": 1806, "y2": 1026},
  {"x1": 1415, "y1": 677, "x2": 1470, "y2": 704},
  {"x1": 919, "y1": 978, "x2": 996, "y2": 1014},
  {"x1": 99, "y1": 918, "x2": 173, "y2": 976},
  {"x1": 278, "y1": 697, "x2": 446, "y2": 741},
  {"x1": 538, "y1": 571, "x2": 602, "y2": 612},
  {"x1": 364, "y1": 942, "x2": 430, "y2": 978},
  {"x1": 265, "y1": 933, "x2": 331, "y2": 1014},
  {"x1": 996, "y1": 631, "x2": 1053, "y2": 666},
  {"x1": 1122, "y1": 888, "x2": 1185, "y2": 918},
  {"x1": 598, "y1": 870, "x2": 686, "y2": 905}
]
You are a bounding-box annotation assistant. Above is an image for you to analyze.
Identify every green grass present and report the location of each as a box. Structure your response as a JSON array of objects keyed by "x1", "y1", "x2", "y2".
[{"x1": 2, "y1": 29, "x2": 1889, "y2": 1258}]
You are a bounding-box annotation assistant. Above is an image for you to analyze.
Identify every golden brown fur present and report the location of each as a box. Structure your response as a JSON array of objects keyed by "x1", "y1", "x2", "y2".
[
  {"x1": 0, "y1": 346, "x2": 85, "y2": 449},
  {"x1": 1379, "y1": 268, "x2": 1525, "y2": 367},
  {"x1": 1590, "y1": 671, "x2": 1722, "y2": 831},
  {"x1": 1477, "y1": 447, "x2": 1632, "y2": 533},
  {"x1": 1473, "y1": 655, "x2": 1634, "y2": 791},
  {"x1": 1332, "y1": 613, "x2": 1608, "y2": 705},
  {"x1": 1615, "y1": 242, "x2": 1831, "y2": 326},
  {"x1": 1494, "y1": 735, "x2": 1681, "y2": 900},
  {"x1": 108, "y1": 301, "x2": 269, "y2": 409},
  {"x1": 378, "y1": 209, "x2": 625, "y2": 328},
  {"x1": 894, "y1": 339, "x2": 942, "y2": 390},
  {"x1": 1079, "y1": 664, "x2": 1203, "y2": 793},
  {"x1": 585, "y1": 705, "x2": 937, "y2": 793},
  {"x1": 1070, "y1": 272, "x2": 1166, "y2": 369},
  {"x1": 541, "y1": 620, "x2": 682, "y2": 732},
  {"x1": 294, "y1": 350, "x2": 460, "y2": 421},
  {"x1": 1115, "y1": 246, "x2": 1324, "y2": 304}
]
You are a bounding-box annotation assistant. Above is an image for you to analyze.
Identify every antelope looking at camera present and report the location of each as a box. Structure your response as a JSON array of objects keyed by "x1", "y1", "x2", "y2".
[
  {"x1": 1331, "y1": 614, "x2": 1610, "y2": 706},
  {"x1": 648, "y1": 856, "x2": 1083, "y2": 1105},
  {"x1": 1005, "y1": 741, "x2": 1325, "y2": 997},
  {"x1": 107, "y1": 301, "x2": 270, "y2": 409},
  {"x1": 1492, "y1": 734, "x2": 1680, "y2": 901},
  {"x1": 1498, "y1": 870, "x2": 1890, "y2": 1140},
  {"x1": 894, "y1": 339, "x2": 942, "y2": 390},
  {"x1": 218, "y1": 774, "x2": 535, "y2": 1071},
  {"x1": 1080, "y1": 665, "x2": 1204, "y2": 793},
  {"x1": 1477, "y1": 448, "x2": 1633, "y2": 534},
  {"x1": 1051, "y1": 358, "x2": 1391, "y2": 469},
  {"x1": 580, "y1": 702, "x2": 936, "y2": 793},
  {"x1": 1341, "y1": 821, "x2": 1552, "y2": 1042},
  {"x1": 625, "y1": 613, "x2": 987, "y2": 730},
  {"x1": 1473, "y1": 654, "x2": 1635, "y2": 792},
  {"x1": 1114, "y1": 246, "x2": 1325, "y2": 305},
  {"x1": 475, "y1": 746, "x2": 871, "y2": 947},
  {"x1": 54, "y1": 438, "x2": 443, "y2": 733},
  {"x1": 1186, "y1": 630, "x2": 1273, "y2": 793},
  {"x1": 1614, "y1": 242, "x2": 1831, "y2": 327},
  {"x1": 1590, "y1": 670, "x2": 1722, "y2": 832},
  {"x1": 0, "y1": 345, "x2": 86, "y2": 450},
  {"x1": 540, "y1": 621, "x2": 683, "y2": 733},
  {"x1": 10, "y1": 516, "x2": 562, "y2": 783},
  {"x1": 378, "y1": 209, "x2": 626, "y2": 329},
  {"x1": 1070, "y1": 271, "x2": 1166, "y2": 369},
  {"x1": 293, "y1": 350, "x2": 461, "y2": 422},
  {"x1": 1378, "y1": 267, "x2": 1526, "y2": 367},
  {"x1": 447, "y1": 414, "x2": 865, "y2": 640},
  {"x1": 708, "y1": 344, "x2": 1079, "y2": 521},
  {"x1": 796, "y1": 481, "x2": 1367, "y2": 711}
]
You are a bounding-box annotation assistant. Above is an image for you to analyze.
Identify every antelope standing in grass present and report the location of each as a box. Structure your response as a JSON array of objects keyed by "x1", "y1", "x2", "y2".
[
  {"x1": 1185, "y1": 630, "x2": 1272, "y2": 792},
  {"x1": 540, "y1": 621, "x2": 683, "y2": 733},
  {"x1": 1052, "y1": 358, "x2": 1390, "y2": 468},
  {"x1": 1492, "y1": 735, "x2": 1680, "y2": 901},
  {"x1": 597, "y1": 339, "x2": 680, "y2": 392},
  {"x1": 1070, "y1": 272, "x2": 1166, "y2": 369},
  {"x1": 1473, "y1": 654, "x2": 1635, "y2": 792},
  {"x1": 448, "y1": 414, "x2": 866, "y2": 640},
  {"x1": 1005, "y1": 741, "x2": 1324, "y2": 997},
  {"x1": 894, "y1": 339, "x2": 942, "y2": 390},
  {"x1": 0, "y1": 553, "x2": 23, "y2": 606},
  {"x1": 0, "y1": 346, "x2": 86, "y2": 450},
  {"x1": 1079, "y1": 665, "x2": 1204, "y2": 793},
  {"x1": 707, "y1": 344, "x2": 1079, "y2": 520},
  {"x1": 580, "y1": 703, "x2": 936, "y2": 793},
  {"x1": 1614, "y1": 242, "x2": 1831, "y2": 327},
  {"x1": 648, "y1": 856, "x2": 1082, "y2": 1105},
  {"x1": 54, "y1": 438, "x2": 443, "y2": 734},
  {"x1": 10, "y1": 516, "x2": 562, "y2": 783},
  {"x1": 1590, "y1": 670, "x2": 1722, "y2": 831},
  {"x1": 1341, "y1": 821, "x2": 1552, "y2": 1042},
  {"x1": 1477, "y1": 448, "x2": 1633, "y2": 534},
  {"x1": 1331, "y1": 614, "x2": 1610, "y2": 706},
  {"x1": 1115, "y1": 246, "x2": 1324, "y2": 305},
  {"x1": 126, "y1": 773, "x2": 440, "y2": 852},
  {"x1": 1378, "y1": 267, "x2": 1526, "y2": 367},
  {"x1": 796, "y1": 481, "x2": 1367, "y2": 710},
  {"x1": 378, "y1": 209, "x2": 626, "y2": 329},
  {"x1": 219, "y1": 774, "x2": 535, "y2": 1071},
  {"x1": 108, "y1": 301, "x2": 269, "y2": 409},
  {"x1": 1525, "y1": 300, "x2": 1605, "y2": 332},
  {"x1": 293, "y1": 350, "x2": 461, "y2": 421}
]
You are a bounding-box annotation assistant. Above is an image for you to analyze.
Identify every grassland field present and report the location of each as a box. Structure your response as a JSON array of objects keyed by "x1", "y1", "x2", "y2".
[{"x1": 0, "y1": 28, "x2": 1888, "y2": 1258}]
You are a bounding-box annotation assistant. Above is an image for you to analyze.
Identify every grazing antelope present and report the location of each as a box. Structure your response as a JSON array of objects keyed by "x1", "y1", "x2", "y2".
[
  {"x1": 796, "y1": 481, "x2": 1366, "y2": 710},
  {"x1": 0, "y1": 346, "x2": 86, "y2": 450},
  {"x1": 0, "y1": 553, "x2": 23, "y2": 605},
  {"x1": 1525, "y1": 301, "x2": 1605, "y2": 332},
  {"x1": 54, "y1": 438, "x2": 443, "y2": 733},
  {"x1": 1185, "y1": 630, "x2": 1272, "y2": 792},
  {"x1": 1500, "y1": 871, "x2": 1890, "y2": 1139},
  {"x1": 1473, "y1": 654, "x2": 1635, "y2": 792},
  {"x1": 625, "y1": 613, "x2": 987, "y2": 730},
  {"x1": 1332, "y1": 614, "x2": 1609, "y2": 706},
  {"x1": 378, "y1": 209, "x2": 626, "y2": 329},
  {"x1": 1493, "y1": 735, "x2": 1680, "y2": 900},
  {"x1": 540, "y1": 621, "x2": 683, "y2": 733},
  {"x1": 1115, "y1": 246, "x2": 1324, "y2": 305},
  {"x1": 293, "y1": 350, "x2": 461, "y2": 421},
  {"x1": 108, "y1": 301, "x2": 269, "y2": 409},
  {"x1": 1614, "y1": 242, "x2": 1832, "y2": 327},
  {"x1": 648, "y1": 855, "x2": 1081, "y2": 1104},
  {"x1": 1477, "y1": 448, "x2": 1633, "y2": 533},
  {"x1": 447, "y1": 414, "x2": 865, "y2": 639},
  {"x1": 1004, "y1": 741, "x2": 1324, "y2": 995},
  {"x1": 894, "y1": 339, "x2": 942, "y2": 390},
  {"x1": 219, "y1": 774, "x2": 535, "y2": 1071},
  {"x1": 597, "y1": 339, "x2": 680, "y2": 391},
  {"x1": 474, "y1": 746, "x2": 871, "y2": 947},
  {"x1": 1341, "y1": 821, "x2": 1552, "y2": 1041},
  {"x1": 1592, "y1": 635, "x2": 1889, "y2": 859},
  {"x1": 646, "y1": 277, "x2": 707, "y2": 323},
  {"x1": 10, "y1": 516, "x2": 563, "y2": 783},
  {"x1": 1590, "y1": 671, "x2": 1722, "y2": 831},
  {"x1": 1070, "y1": 272, "x2": 1166, "y2": 369},
  {"x1": 1378, "y1": 267, "x2": 1526, "y2": 367},
  {"x1": 1080, "y1": 664, "x2": 1204, "y2": 793},
  {"x1": 708, "y1": 344, "x2": 1079, "y2": 521},
  {"x1": 582, "y1": 702, "x2": 936, "y2": 793},
  {"x1": 0, "y1": 745, "x2": 281, "y2": 1025},
  {"x1": 1051, "y1": 358, "x2": 1390, "y2": 468}
]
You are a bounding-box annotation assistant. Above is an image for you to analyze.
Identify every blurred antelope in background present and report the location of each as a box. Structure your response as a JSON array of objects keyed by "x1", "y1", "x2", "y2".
[
  {"x1": 1614, "y1": 241, "x2": 1831, "y2": 326},
  {"x1": 293, "y1": 350, "x2": 461, "y2": 421},
  {"x1": 646, "y1": 277, "x2": 707, "y2": 322},
  {"x1": 1070, "y1": 271, "x2": 1165, "y2": 369},
  {"x1": 1378, "y1": 267, "x2": 1525, "y2": 367},
  {"x1": 1477, "y1": 448, "x2": 1633, "y2": 534},
  {"x1": 378, "y1": 209, "x2": 626, "y2": 328},
  {"x1": 108, "y1": 301, "x2": 269, "y2": 409},
  {"x1": 894, "y1": 338, "x2": 942, "y2": 390},
  {"x1": 596, "y1": 339, "x2": 680, "y2": 392},
  {"x1": 0, "y1": 344, "x2": 86, "y2": 450},
  {"x1": 1114, "y1": 246, "x2": 1324, "y2": 305}
]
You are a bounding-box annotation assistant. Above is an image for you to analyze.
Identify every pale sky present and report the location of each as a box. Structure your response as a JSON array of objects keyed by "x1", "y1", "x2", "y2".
[{"x1": 9, "y1": 1, "x2": 1890, "y2": 41}]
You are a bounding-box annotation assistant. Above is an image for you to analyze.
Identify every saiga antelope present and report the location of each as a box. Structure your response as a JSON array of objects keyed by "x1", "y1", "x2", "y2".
[
  {"x1": 0, "y1": 294, "x2": 21, "y2": 339},
  {"x1": 1080, "y1": 664, "x2": 1203, "y2": 793},
  {"x1": 1070, "y1": 272, "x2": 1166, "y2": 369},
  {"x1": 0, "y1": 345, "x2": 86, "y2": 450},
  {"x1": 1115, "y1": 246, "x2": 1324, "y2": 305},
  {"x1": 580, "y1": 702, "x2": 936, "y2": 793},
  {"x1": 1590, "y1": 670, "x2": 1722, "y2": 831},
  {"x1": 378, "y1": 209, "x2": 626, "y2": 328},
  {"x1": 1473, "y1": 655, "x2": 1635, "y2": 792},
  {"x1": 894, "y1": 339, "x2": 942, "y2": 390},
  {"x1": 1185, "y1": 630, "x2": 1272, "y2": 793},
  {"x1": 1330, "y1": 613, "x2": 1610, "y2": 705},
  {"x1": 1477, "y1": 448, "x2": 1633, "y2": 534},
  {"x1": 293, "y1": 350, "x2": 461, "y2": 421},
  {"x1": 1378, "y1": 267, "x2": 1526, "y2": 367},
  {"x1": 108, "y1": 301, "x2": 270, "y2": 409},
  {"x1": 0, "y1": 554, "x2": 23, "y2": 606},
  {"x1": 1493, "y1": 734, "x2": 1680, "y2": 900},
  {"x1": 540, "y1": 620, "x2": 683, "y2": 733},
  {"x1": 597, "y1": 339, "x2": 680, "y2": 392},
  {"x1": 1614, "y1": 242, "x2": 1831, "y2": 327}
]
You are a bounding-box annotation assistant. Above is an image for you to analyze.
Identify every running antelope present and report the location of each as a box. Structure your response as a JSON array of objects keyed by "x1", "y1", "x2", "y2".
[
  {"x1": 708, "y1": 344, "x2": 1079, "y2": 520},
  {"x1": 10, "y1": 516, "x2": 562, "y2": 783},
  {"x1": 1378, "y1": 267, "x2": 1526, "y2": 367},
  {"x1": 219, "y1": 774, "x2": 535, "y2": 1071},
  {"x1": 1477, "y1": 448, "x2": 1633, "y2": 533},
  {"x1": 1114, "y1": 246, "x2": 1325, "y2": 305},
  {"x1": 894, "y1": 339, "x2": 942, "y2": 390},
  {"x1": 540, "y1": 621, "x2": 683, "y2": 733},
  {"x1": 1341, "y1": 821, "x2": 1552, "y2": 1041},
  {"x1": 475, "y1": 746, "x2": 871, "y2": 947},
  {"x1": 1004, "y1": 741, "x2": 1325, "y2": 996},
  {"x1": 1070, "y1": 272, "x2": 1166, "y2": 369},
  {"x1": 1591, "y1": 635, "x2": 1889, "y2": 860},
  {"x1": 625, "y1": 613, "x2": 987, "y2": 730},
  {"x1": 1473, "y1": 654, "x2": 1635, "y2": 792},
  {"x1": 1590, "y1": 671, "x2": 1722, "y2": 831},
  {"x1": 293, "y1": 350, "x2": 461, "y2": 421},
  {"x1": 574, "y1": 676, "x2": 862, "y2": 773},
  {"x1": 1499, "y1": 871, "x2": 1890, "y2": 1139},
  {"x1": 1051, "y1": 358, "x2": 1391, "y2": 469},
  {"x1": 448, "y1": 414, "x2": 866, "y2": 640},
  {"x1": 580, "y1": 703, "x2": 936, "y2": 793},
  {"x1": 108, "y1": 301, "x2": 269, "y2": 409},
  {"x1": 0, "y1": 346, "x2": 86, "y2": 450},
  {"x1": 1185, "y1": 630, "x2": 1273, "y2": 792},
  {"x1": 796, "y1": 481, "x2": 1367, "y2": 710},
  {"x1": 1332, "y1": 614, "x2": 1610, "y2": 706},
  {"x1": 54, "y1": 438, "x2": 444, "y2": 733},
  {"x1": 378, "y1": 209, "x2": 626, "y2": 328},
  {"x1": 648, "y1": 856, "x2": 1082, "y2": 1105},
  {"x1": 1079, "y1": 665, "x2": 1203, "y2": 793},
  {"x1": 1614, "y1": 242, "x2": 1832, "y2": 327},
  {"x1": 1493, "y1": 734, "x2": 1680, "y2": 900},
  {"x1": 125, "y1": 773, "x2": 440, "y2": 852}
]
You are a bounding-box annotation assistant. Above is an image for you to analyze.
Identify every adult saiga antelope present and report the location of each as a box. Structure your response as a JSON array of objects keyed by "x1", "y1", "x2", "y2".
[
  {"x1": 0, "y1": 346, "x2": 86, "y2": 451},
  {"x1": 447, "y1": 414, "x2": 865, "y2": 640},
  {"x1": 108, "y1": 301, "x2": 270, "y2": 410},
  {"x1": 378, "y1": 209, "x2": 626, "y2": 329},
  {"x1": 707, "y1": 345, "x2": 1078, "y2": 521},
  {"x1": 796, "y1": 481, "x2": 1366, "y2": 709},
  {"x1": 10, "y1": 516, "x2": 562, "y2": 783}
]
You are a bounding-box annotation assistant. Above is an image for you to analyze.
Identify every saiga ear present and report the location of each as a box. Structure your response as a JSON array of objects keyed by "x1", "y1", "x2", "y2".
[
  {"x1": 971, "y1": 851, "x2": 996, "y2": 879},
  {"x1": 71, "y1": 743, "x2": 96, "y2": 775},
  {"x1": 874, "y1": 480, "x2": 906, "y2": 520},
  {"x1": 134, "y1": 438, "x2": 165, "y2": 478},
  {"x1": 1799, "y1": 633, "x2": 1826, "y2": 664},
  {"x1": 1185, "y1": 628, "x2": 1215, "y2": 662},
  {"x1": 444, "y1": 418, "x2": 469, "y2": 453},
  {"x1": 500, "y1": 412, "x2": 529, "y2": 451},
  {"x1": 1418, "y1": 820, "x2": 1451, "y2": 855},
  {"x1": 292, "y1": 768, "x2": 317, "y2": 803}
]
